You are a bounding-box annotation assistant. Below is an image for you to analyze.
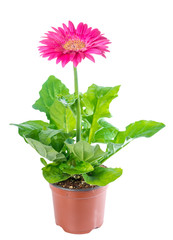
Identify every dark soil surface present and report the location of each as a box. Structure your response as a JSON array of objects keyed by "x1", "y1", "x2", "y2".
[
  {"x1": 53, "y1": 175, "x2": 98, "y2": 190},
  {"x1": 53, "y1": 165, "x2": 107, "y2": 190}
]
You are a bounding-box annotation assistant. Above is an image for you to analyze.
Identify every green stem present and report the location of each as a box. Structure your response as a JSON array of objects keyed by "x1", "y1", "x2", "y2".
[{"x1": 73, "y1": 66, "x2": 81, "y2": 142}]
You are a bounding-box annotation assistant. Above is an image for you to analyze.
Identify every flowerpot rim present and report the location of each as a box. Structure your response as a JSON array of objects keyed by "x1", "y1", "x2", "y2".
[{"x1": 50, "y1": 183, "x2": 106, "y2": 192}]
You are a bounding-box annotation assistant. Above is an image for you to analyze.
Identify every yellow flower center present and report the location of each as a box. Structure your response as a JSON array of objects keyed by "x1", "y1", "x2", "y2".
[{"x1": 63, "y1": 39, "x2": 85, "y2": 51}]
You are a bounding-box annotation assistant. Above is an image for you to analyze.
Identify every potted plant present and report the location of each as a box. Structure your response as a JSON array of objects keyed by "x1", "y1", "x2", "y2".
[{"x1": 11, "y1": 21, "x2": 165, "y2": 234}]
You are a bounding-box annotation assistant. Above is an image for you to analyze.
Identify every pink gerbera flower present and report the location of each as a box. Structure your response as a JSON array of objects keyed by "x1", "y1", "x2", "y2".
[{"x1": 38, "y1": 21, "x2": 111, "y2": 67}]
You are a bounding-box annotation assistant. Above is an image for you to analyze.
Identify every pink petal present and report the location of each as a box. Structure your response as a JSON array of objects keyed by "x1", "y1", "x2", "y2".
[
  {"x1": 51, "y1": 27, "x2": 59, "y2": 33},
  {"x1": 82, "y1": 24, "x2": 88, "y2": 35},
  {"x1": 61, "y1": 57, "x2": 70, "y2": 67},
  {"x1": 68, "y1": 21, "x2": 75, "y2": 33},
  {"x1": 90, "y1": 28, "x2": 101, "y2": 38},
  {"x1": 58, "y1": 27, "x2": 66, "y2": 36},
  {"x1": 79, "y1": 52, "x2": 85, "y2": 59},
  {"x1": 73, "y1": 55, "x2": 79, "y2": 67},
  {"x1": 56, "y1": 56, "x2": 62, "y2": 64},
  {"x1": 76, "y1": 22, "x2": 84, "y2": 35},
  {"x1": 69, "y1": 52, "x2": 76, "y2": 61},
  {"x1": 62, "y1": 23, "x2": 69, "y2": 33},
  {"x1": 86, "y1": 48, "x2": 102, "y2": 54},
  {"x1": 76, "y1": 53, "x2": 82, "y2": 63},
  {"x1": 48, "y1": 54, "x2": 57, "y2": 60},
  {"x1": 101, "y1": 53, "x2": 106, "y2": 58},
  {"x1": 85, "y1": 53, "x2": 95, "y2": 62}
]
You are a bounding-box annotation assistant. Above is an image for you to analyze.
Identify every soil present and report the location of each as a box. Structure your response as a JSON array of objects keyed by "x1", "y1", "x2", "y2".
[
  {"x1": 53, "y1": 175, "x2": 98, "y2": 190},
  {"x1": 53, "y1": 165, "x2": 107, "y2": 190}
]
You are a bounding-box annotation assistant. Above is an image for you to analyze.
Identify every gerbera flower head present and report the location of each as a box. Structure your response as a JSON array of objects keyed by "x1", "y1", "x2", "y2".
[{"x1": 38, "y1": 21, "x2": 111, "y2": 67}]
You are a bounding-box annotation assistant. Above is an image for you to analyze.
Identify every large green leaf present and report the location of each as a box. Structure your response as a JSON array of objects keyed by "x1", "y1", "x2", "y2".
[
  {"x1": 39, "y1": 129, "x2": 62, "y2": 145},
  {"x1": 25, "y1": 138, "x2": 65, "y2": 161},
  {"x1": 83, "y1": 167, "x2": 123, "y2": 186},
  {"x1": 50, "y1": 99, "x2": 76, "y2": 133},
  {"x1": 93, "y1": 119, "x2": 119, "y2": 143},
  {"x1": 124, "y1": 120, "x2": 165, "y2": 139},
  {"x1": 51, "y1": 133, "x2": 74, "y2": 153},
  {"x1": 101, "y1": 120, "x2": 165, "y2": 164},
  {"x1": 12, "y1": 120, "x2": 72, "y2": 153},
  {"x1": 83, "y1": 84, "x2": 120, "y2": 143},
  {"x1": 11, "y1": 120, "x2": 50, "y2": 138},
  {"x1": 59, "y1": 160, "x2": 94, "y2": 175},
  {"x1": 32, "y1": 75, "x2": 69, "y2": 118},
  {"x1": 39, "y1": 128, "x2": 74, "y2": 153},
  {"x1": 65, "y1": 140, "x2": 106, "y2": 164},
  {"x1": 80, "y1": 93, "x2": 94, "y2": 116},
  {"x1": 42, "y1": 163, "x2": 70, "y2": 183},
  {"x1": 113, "y1": 120, "x2": 165, "y2": 148}
]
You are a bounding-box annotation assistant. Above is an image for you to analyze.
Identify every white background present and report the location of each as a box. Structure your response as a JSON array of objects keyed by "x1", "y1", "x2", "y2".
[{"x1": 0, "y1": 0, "x2": 173, "y2": 239}]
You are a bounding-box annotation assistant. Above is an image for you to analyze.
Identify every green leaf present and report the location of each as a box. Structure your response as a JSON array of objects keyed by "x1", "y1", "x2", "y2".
[
  {"x1": 11, "y1": 120, "x2": 49, "y2": 138},
  {"x1": 107, "y1": 141, "x2": 125, "y2": 155},
  {"x1": 80, "y1": 93, "x2": 94, "y2": 115},
  {"x1": 113, "y1": 120, "x2": 165, "y2": 148},
  {"x1": 102, "y1": 120, "x2": 165, "y2": 163},
  {"x1": 50, "y1": 99, "x2": 76, "y2": 133},
  {"x1": 52, "y1": 153, "x2": 66, "y2": 163},
  {"x1": 51, "y1": 134, "x2": 74, "y2": 153},
  {"x1": 25, "y1": 138, "x2": 65, "y2": 161},
  {"x1": 94, "y1": 119, "x2": 119, "y2": 143},
  {"x1": 59, "y1": 160, "x2": 94, "y2": 175},
  {"x1": 65, "y1": 140, "x2": 106, "y2": 164},
  {"x1": 32, "y1": 75, "x2": 69, "y2": 118},
  {"x1": 83, "y1": 84, "x2": 120, "y2": 143},
  {"x1": 87, "y1": 144, "x2": 107, "y2": 165},
  {"x1": 124, "y1": 120, "x2": 165, "y2": 139},
  {"x1": 42, "y1": 163, "x2": 70, "y2": 183},
  {"x1": 66, "y1": 141, "x2": 94, "y2": 161},
  {"x1": 40, "y1": 158, "x2": 47, "y2": 166},
  {"x1": 39, "y1": 129, "x2": 62, "y2": 145},
  {"x1": 83, "y1": 167, "x2": 123, "y2": 186}
]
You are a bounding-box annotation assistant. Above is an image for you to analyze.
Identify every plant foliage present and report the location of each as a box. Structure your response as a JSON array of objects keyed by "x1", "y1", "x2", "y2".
[{"x1": 11, "y1": 76, "x2": 165, "y2": 186}]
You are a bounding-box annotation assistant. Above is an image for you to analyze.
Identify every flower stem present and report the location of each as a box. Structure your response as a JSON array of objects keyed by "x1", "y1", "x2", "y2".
[{"x1": 73, "y1": 66, "x2": 81, "y2": 142}]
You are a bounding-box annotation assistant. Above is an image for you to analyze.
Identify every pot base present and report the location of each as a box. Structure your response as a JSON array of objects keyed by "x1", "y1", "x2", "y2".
[{"x1": 57, "y1": 222, "x2": 103, "y2": 234}]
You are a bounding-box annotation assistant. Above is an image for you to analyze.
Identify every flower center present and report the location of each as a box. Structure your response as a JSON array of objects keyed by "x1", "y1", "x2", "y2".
[{"x1": 63, "y1": 39, "x2": 85, "y2": 51}]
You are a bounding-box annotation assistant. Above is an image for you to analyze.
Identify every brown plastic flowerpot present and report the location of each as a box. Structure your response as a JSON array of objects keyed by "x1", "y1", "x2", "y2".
[{"x1": 50, "y1": 184, "x2": 108, "y2": 234}]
